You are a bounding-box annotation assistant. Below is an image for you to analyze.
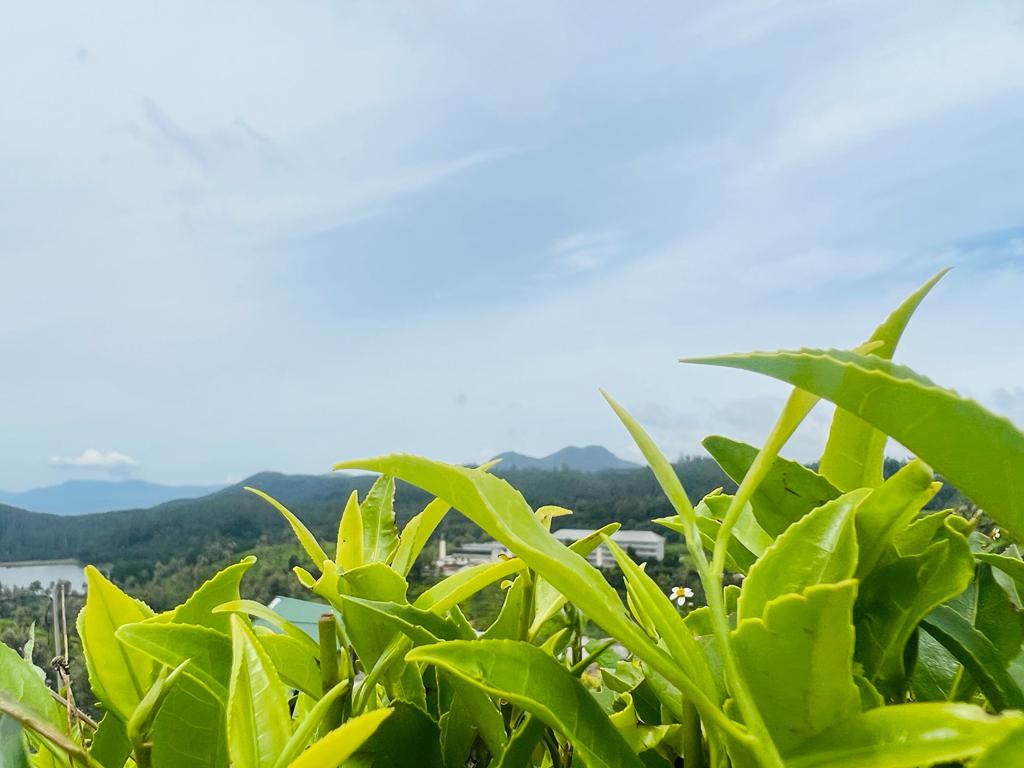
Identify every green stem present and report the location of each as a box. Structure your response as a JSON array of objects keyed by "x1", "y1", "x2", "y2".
[
  {"x1": 702, "y1": 389, "x2": 819, "y2": 768},
  {"x1": 682, "y1": 698, "x2": 706, "y2": 768},
  {"x1": 317, "y1": 614, "x2": 344, "y2": 730}
]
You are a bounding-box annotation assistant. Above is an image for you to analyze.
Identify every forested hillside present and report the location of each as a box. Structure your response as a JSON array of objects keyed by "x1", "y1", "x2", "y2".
[{"x1": 0, "y1": 457, "x2": 967, "y2": 587}]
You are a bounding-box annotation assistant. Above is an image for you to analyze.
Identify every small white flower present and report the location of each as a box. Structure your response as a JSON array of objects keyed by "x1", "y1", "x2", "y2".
[
  {"x1": 669, "y1": 586, "x2": 694, "y2": 607},
  {"x1": 993, "y1": 528, "x2": 1002, "y2": 540}
]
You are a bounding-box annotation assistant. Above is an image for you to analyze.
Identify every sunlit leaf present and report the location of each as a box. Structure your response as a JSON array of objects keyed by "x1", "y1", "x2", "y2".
[
  {"x1": 245, "y1": 487, "x2": 330, "y2": 570},
  {"x1": 785, "y1": 703, "x2": 1022, "y2": 767},
  {"x1": 227, "y1": 615, "x2": 292, "y2": 768},
  {"x1": 77, "y1": 565, "x2": 155, "y2": 721},
  {"x1": 702, "y1": 435, "x2": 840, "y2": 537},
  {"x1": 733, "y1": 581, "x2": 861, "y2": 753},
  {"x1": 171, "y1": 557, "x2": 256, "y2": 634},
  {"x1": 819, "y1": 269, "x2": 949, "y2": 491},
  {"x1": 335, "y1": 490, "x2": 363, "y2": 571},
  {"x1": 684, "y1": 348, "x2": 1024, "y2": 540},
  {"x1": 361, "y1": 475, "x2": 399, "y2": 564},
  {"x1": 409, "y1": 640, "x2": 644, "y2": 768},
  {"x1": 738, "y1": 490, "x2": 864, "y2": 621}
]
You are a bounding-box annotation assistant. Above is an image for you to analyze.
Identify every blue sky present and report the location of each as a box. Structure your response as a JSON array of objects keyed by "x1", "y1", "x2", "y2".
[{"x1": 1, "y1": 1, "x2": 1022, "y2": 490}]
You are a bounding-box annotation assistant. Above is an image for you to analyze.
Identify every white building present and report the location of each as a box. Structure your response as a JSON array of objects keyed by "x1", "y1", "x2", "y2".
[
  {"x1": 436, "y1": 529, "x2": 665, "y2": 573},
  {"x1": 551, "y1": 528, "x2": 666, "y2": 568}
]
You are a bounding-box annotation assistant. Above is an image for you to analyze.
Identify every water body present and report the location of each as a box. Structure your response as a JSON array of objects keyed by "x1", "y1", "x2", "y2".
[{"x1": 0, "y1": 562, "x2": 86, "y2": 591}]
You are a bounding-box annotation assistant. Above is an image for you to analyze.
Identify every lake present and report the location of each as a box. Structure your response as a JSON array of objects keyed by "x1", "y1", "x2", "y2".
[{"x1": 0, "y1": 562, "x2": 87, "y2": 591}]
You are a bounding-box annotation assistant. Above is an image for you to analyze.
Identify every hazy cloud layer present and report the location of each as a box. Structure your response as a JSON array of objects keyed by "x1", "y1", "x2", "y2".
[
  {"x1": 50, "y1": 449, "x2": 141, "y2": 476},
  {"x1": 0, "y1": 1, "x2": 1022, "y2": 488}
]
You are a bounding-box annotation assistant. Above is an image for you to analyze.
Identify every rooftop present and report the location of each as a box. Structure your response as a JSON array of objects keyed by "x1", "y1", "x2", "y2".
[{"x1": 551, "y1": 528, "x2": 665, "y2": 544}]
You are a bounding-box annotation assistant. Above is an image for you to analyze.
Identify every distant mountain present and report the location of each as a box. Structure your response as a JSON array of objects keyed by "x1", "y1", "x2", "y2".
[
  {"x1": 0, "y1": 479, "x2": 226, "y2": 516},
  {"x1": 494, "y1": 445, "x2": 639, "y2": 472}
]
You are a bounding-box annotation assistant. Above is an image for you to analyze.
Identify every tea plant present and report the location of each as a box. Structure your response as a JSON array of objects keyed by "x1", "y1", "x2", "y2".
[{"x1": 3, "y1": 269, "x2": 1024, "y2": 767}]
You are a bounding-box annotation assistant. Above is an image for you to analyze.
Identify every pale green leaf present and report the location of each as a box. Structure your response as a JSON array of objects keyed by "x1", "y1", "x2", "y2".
[
  {"x1": 149, "y1": 675, "x2": 228, "y2": 768},
  {"x1": 271, "y1": 679, "x2": 350, "y2": 768},
  {"x1": 854, "y1": 460, "x2": 939, "y2": 578},
  {"x1": 361, "y1": 475, "x2": 399, "y2": 564},
  {"x1": 331, "y1": 454, "x2": 721, "y2": 740},
  {"x1": 0, "y1": 696, "x2": 102, "y2": 768},
  {"x1": 0, "y1": 714, "x2": 29, "y2": 768},
  {"x1": 171, "y1": 557, "x2": 256, "y2": 634},
  {"x1": 0, "y1": 640, "x2": 62, "y2": 730},
  {"x1": 408, "y1": 640, "x2": 644, "y2": 768},
  {"x1": 77, "y1": 565, "x2": 155, "y2": 721},
  {"x1": 212, "y1": 599, "x2": 320, "y2": 660},
  {"x1": 819, "y1": 269, "x2": 949, "y2": 491},
  {"x1": 284, "y1": 709, "x2": 390, "y2": 768},
  {"x1": 227, "y1": 615, "x2": 292, "y2": 768},
  {"x1": 335, "y1": 490, "x2": 363, "y2": 571},
  {"x1": 785, "y1": 703, "x2": 1022, "y2": 767},
  {"x1": 973, "y1": 722, "x2": 1024, "y2": 768},
  {"x1": 257, "y1": 634, "x2": 322, "y2": 699},
  {"x1": 116, "y1": 622, "x2": 231, "y2": 703},
  {"x1": 245, "y1": 487, "x2": 330, "y2": 570},
  {"x1": 684, "y1": 347, "x2": 1024, "y2": 540},
  {"x1": 391, "y1": 460, "x2": 500, "y2": 577},
  {"x1": 733, "y1": 581, "x2": 861, "y2": 753},
  {"x1": 921, "y1": 605, "x2": 1024, "y2": 710},
  {"x1": 855, "y1": 519, "x2": 974, "y2": 697},
  {"x1": 738, "y1": 491, "x2": 865, "y2": 622},
  {"x1": 702, "y1": 435, "x2": 841, "y2": 537},
  {"x1": 89, "y1": 713, "x2": 131, "y2": 768},
  {"x1": 602, "y1": 536, "x2": 720, "y2": 700}
]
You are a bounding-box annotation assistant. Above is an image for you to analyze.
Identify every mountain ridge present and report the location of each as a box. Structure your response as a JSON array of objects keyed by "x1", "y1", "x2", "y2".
[
  {"x1": 493, "y1": 445, "x2": 639, "y2": 472},
  {"x1": 0, "y1": 479, "x2": 226, "y2": 517}
]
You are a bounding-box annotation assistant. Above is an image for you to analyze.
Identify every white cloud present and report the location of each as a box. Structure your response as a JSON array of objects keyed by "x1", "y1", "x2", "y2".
[
  {"x1": 767, "y1": 5, "x2": 1024, "y2": 169},
  {"x1": 50, "y1": 449, "x2": 141, "y2": 475}
]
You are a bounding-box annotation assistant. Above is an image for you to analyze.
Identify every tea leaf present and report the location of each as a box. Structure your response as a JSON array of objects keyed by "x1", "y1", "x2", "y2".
[
  {"x1": 973, "y1": 722, "x2": 1024, "y2": 768},
  {"x1": 920, "y1": 605, "x2": 1024, "y2": 710},
  {"x1": 335, "y1": 701, "x2": 442, "y2": 768},
  {"x1": 331, "y1": 454, "x2": 730, "y2": 741},
  {"x1": 257, "y1": 634, "x2": 322, "y2": 699},
  {"x1": 0, "y1": 695, "x2": 102, "y2": 768},
  {"x1": 89, "y1": 713, "x2": 131, "y2": 768},
  {"x1": 361, "y1": 475, "x2": 399, "y2": 564},
  {"x1": 602, "y1": 536, "x2": 720, "y2": 700},
  {"x1": 272, "y1": 679, "x2": 351, "y2": 768},
  {"x1": 149, "y1": 675, "x2": 227, "y2": 768},
  {"x1": 738, "y1": 491, "x2": 865, "y2": 622},
  {"x1": 733, "y1": 581, "x2": 861, "y2": 753},
  {"x1": 336, "y1": 596, "x2": 460, "y2": 644},
  {"x1": 335, "y1": 490, "x2": 363, "y2": 571},
  {"x1": 855, "y1": 520, "x2": 974, "y2": 697},
  {"x1": 0, "y1": 639, "x2": 62, "y2": 730},
  {"x1": 283, "y1": 709, "x2": 391, "y2": 768},
  {"x1": 116, "y1": 622, "x2": 232, "y2": 703},
  {"x1": 0, "y1": 715, "x2": 28, "y2": 768},
  {"x1": 392, "y1": 459, "x2": 501, "y2": 577},
  {"x1": 702, "y1": 435, "x2": 840, "y2": 537},
  {"x1": 391, "y1": 497, "x2": 443, "y2": 576},
  {"x1": 245, "y1": 487, "x2": 330, "y2": 570},
  {"x1": 171, "y1": 556, "x2": 256, "y2": 634},
  {"x1": 853, "y1": 460, "x2": 939, "y2": 578},
  {"x1": 684, "y1": 348, "x2": 1024, "y2": 540},
  {"x1": 212, "y1": 599, "x2": 320, "y2": 660},
  {"x1": 785, "y1": 703, "x2": 1022, "y2": 768},
  {"x1": 78, "y1": 565, "x2": 155, "y2": 721},
  {"x1": 227, "y1": 615, "x2": 291, "y2": 768},
  {"x1": 819, "y1": 268, "x2": 949, "y2": 491},
  {"x1": 408, "y1": 640, "x2": 645, "y2": 768}
]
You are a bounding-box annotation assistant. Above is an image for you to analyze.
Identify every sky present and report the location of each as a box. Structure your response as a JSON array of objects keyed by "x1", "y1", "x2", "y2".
[{"x1": 1, "y1": 1, "x2": 1023, "y2": 490}]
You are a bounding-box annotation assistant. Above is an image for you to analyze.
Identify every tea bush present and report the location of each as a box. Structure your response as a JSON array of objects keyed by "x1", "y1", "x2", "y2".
[{"x1": 3, "y1": 269, "x2": 1024, "y2": 767}]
